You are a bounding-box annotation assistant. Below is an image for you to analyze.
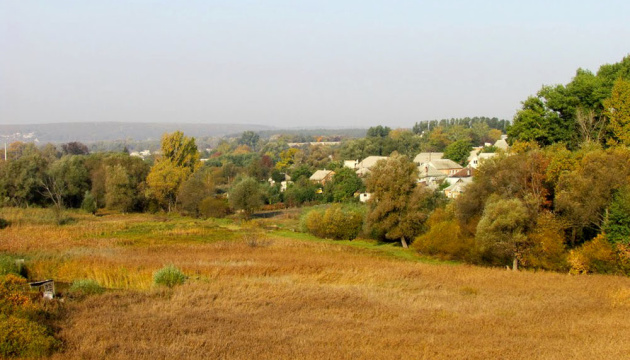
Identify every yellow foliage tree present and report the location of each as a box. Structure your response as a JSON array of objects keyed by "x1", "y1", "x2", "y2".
[
  {"x1": 604, "y1": 78, "x2": 630, "y2": 146},
  {"x1": 146, "y1": 159, "x2": 190, "y2": 212}
]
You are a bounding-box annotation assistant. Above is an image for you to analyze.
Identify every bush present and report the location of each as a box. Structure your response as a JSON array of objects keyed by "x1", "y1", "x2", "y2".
[
  {"x1": 153, "y1": 265, "x2": 187, "y2": 288},
  {"x1": 413, "y1": 219, "x2": 473, "y2": 260},
  {"x1": 0, "y1": 275, "x2": 60, "y2": 358},
  {"x1": 0, "y1": 218, "x2": 9, "y2": 229},
  {"x1": 0, "y1": 315, "x2": 59, "y2": 358},
  {"x1": 0, "y1": 256, "x2": 26, "y2": 278},
  {"x1": 568, "y1": 234, "x2": 618, "y2": 274},
  {"x1": 198, "y1": 197, "x2": 232, "y2": 218},
  {"x1": 80, "y1": 191, "x2": 98, "y2": 214},
  {"x1": 302, "y1": 204, "x2": 364, "y2": 240},
  {"x1": 69, "y1": 279, "x2": 105, "y2": 296}
]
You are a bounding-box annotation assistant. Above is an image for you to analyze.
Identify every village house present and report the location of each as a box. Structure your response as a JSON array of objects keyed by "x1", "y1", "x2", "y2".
[
  {"x1": 413, "y1": 152, "x2": 443, "y2": 165},
  {"x1": 417, "y1": 159, "x2": 463, "y2": 188},
  {"x1": 494, "y1": 135, "x2": 509, "y2": 151},
  {"x1": 268, "y1": 174, "x2": 292, "y2": 192},
  {"x1": 355, "y1": 156, "x2": 388, "y2": 177},
  {"x1": 467, "y1": 152, "x2": 497, "y2": 169},
  {"x1": 309, "y1": 169, "x2": 335, "y2": 185},
  {"x1": 444, "y1": 180, "x2": 469, "y2": 199}
]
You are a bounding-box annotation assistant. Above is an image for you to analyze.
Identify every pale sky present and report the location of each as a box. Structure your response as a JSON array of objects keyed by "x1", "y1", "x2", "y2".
[{"x1": 1, "y1": 1, "x2": 629, "y2": 128}]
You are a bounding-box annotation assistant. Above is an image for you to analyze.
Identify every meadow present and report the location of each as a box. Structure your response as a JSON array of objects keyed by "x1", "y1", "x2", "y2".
[{"x1": 1, "y1": 208, "x2": 630, "y2": 359}]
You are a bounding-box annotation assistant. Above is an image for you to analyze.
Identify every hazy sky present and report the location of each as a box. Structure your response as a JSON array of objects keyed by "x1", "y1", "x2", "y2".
[{"x1": 1, "y1": 1, "x2": 629, "y2": 128}]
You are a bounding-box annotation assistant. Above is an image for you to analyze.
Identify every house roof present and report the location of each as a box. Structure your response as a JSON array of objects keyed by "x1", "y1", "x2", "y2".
[
  {"x1": 494, "y1": 138, "x2": 509, "y2": 150},
  {"x1": 444, "y1": 181, "x2": 469, "y2": 193},
  {"x1": 418, "y1": 165, "x2": 447, "y2": 178},
  {"x1": 358, "y1": 156, "x2": 388, "y2": 169},
  {"x1": 427, "y1": 159, "x2": 462, "y2": 170},
  {"x1": 310, "y1": 170, "x2": 335, "y2": 181},
  {"x1": 413, "y1": 152, "x2": 443, "y2": 164},
  {"x1": 450, "y1": 167, "x2": 475, "y2": 178}
]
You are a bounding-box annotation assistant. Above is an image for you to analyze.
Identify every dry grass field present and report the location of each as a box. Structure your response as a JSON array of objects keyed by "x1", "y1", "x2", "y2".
[{"x1": 2, "y1": 208, "x2": 630, "y2": 359}]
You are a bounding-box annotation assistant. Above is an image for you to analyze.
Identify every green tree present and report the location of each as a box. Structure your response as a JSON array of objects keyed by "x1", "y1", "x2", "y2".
[
  {"x1": 105, "y1": 164, "x2": 134, "y2": 212},
  {"x1": 81, "y1": 190, "x2": 97, "y2": 214},
  {"x1": 284, "y1": 178, "x2": 318, "y2": 207},
  {"x1": 228, "y1": 177, "x2": 263, "y2": 218},
  {"x1": 177, "y1": 170, "x2": 215, "y2": 217},
  {"x1": 475, "y1": 196, "x2": 529, "y2": 270},
  {"x1": 508, "y1": 96, "x2": 570, "y2": 147},
  {"x1": 0, "y1": 149, "x2": 48, "y2": 206},
  {"x1": 44, "y1": 155, "x2": 90, "y2": 208},
  {"x1": 365, "y1": 153, "x2": 432, "y2": 248},
  {"x1": 443, "y1": 139, "x2": 473, "y2": 166},
  {"x1": 238, "y1": 131, "x2": 260, "y2": 150},
  {"x1": 327, "y1": 167, "x2": 364, "y2": 202},
  {"x1": 602, "y1": 186, "x2": 630, "y2": 244},
  {"x1": 367, "y1": 125, "x2": 391, "y2": 138}
]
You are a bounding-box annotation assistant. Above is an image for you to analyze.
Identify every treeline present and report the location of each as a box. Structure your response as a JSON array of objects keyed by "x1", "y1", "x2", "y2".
[
  {"x1": 412, "y1": 117, "x2": 509, "y2": 134},
  {"x1": 508, "y1": 55, "x2": 630, "y2": 148},
  {"x1": 0, "y1": 131, "x2": 368, "y2": 220},
  {"x1": 338, "y1": 122, "x2": 504, "y2": 163}
]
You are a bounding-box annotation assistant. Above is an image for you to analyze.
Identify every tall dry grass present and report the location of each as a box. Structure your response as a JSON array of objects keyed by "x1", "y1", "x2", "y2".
[{"x1": 1, "y1": 208, "x2": 629, "y2": 359}]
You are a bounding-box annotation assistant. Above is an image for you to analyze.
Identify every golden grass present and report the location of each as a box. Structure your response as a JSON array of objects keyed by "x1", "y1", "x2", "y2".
[{"x1": 1, "y1": 208, "x2": 630, "y2": 359}]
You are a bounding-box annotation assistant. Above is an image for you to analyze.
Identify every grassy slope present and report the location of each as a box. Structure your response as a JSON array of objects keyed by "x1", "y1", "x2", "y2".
[{"x1": 1, "y1": 208, "x2": 630, "y2": 359}]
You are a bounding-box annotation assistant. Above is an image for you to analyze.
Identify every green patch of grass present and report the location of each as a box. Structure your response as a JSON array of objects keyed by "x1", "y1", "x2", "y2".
[
  {"x1": 273, "y1": 230, "x2": 458, "y2": 265},
  {"x1": 104, "y1": 219, "x2": 240, "y2": 245},
  {"x1": 69, "y1": 279, "x2": 105, "y2": 296}
]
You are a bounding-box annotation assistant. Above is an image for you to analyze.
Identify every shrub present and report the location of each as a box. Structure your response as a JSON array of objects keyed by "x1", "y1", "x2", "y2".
[
  {"x1": 199, "y1": 197, "x2": 232, "y2": 218},
  {"x1": 0, "y1": 315, "x2": 59, "y2": 358},
  {"x1": 521, "y1": 212, "x2": 568, "y2": 271},
  {"x1": 413, "y1": 219, "x2": 473, "y2": 260},
  {"x1": 0, "y1": 218, "x2": 9, "y2": 229},
  {"x1": 302, "y1": 205, "x2": 364, "y2": 240},
  {"x1": 0, "y1": 274, "x2": 60, "y2": 358},
  {"x1": 69, "y1": 279, "x2": 105, "y2": 296},
  {"x1": 81, "y1": 191, "x2": 98, "y2": 214},
  {"x1": 153, "y1": 265, "x2": 187, "y2": 288},
  {"x1": 0, "y1": 256, "x2": 26, "y2": 278},
  {"x1": 412, "y1": 208, "x2": 473, "y2": 260},
  {"x1": 568, "y1": 234, "x2": 618, "y2": 274}
]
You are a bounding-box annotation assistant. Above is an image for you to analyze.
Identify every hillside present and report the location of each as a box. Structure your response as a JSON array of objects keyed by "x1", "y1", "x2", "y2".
[{"x1": 0, "y1": 122, "x2": 275, "y2": 143}]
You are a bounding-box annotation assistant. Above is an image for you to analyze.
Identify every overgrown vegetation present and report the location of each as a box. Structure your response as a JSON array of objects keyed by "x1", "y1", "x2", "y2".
[
  {"x1": 0, "y1": 274, "x2": 61, "y2": 358},
  {"x1": 153, "y1": 265, "x2": 187, "y2": 288}
]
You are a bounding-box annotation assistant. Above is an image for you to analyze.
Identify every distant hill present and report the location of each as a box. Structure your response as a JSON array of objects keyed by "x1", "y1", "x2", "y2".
[{"x1": 0, "y1": 122, "x2": 275, "y2": 143}]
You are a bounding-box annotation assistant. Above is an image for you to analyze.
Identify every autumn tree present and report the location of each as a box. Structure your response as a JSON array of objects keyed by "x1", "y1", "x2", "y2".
[
  {"x1": 365, "y1": 153, "x2": 434, "y2": 248},
  {"x1": 146, "y1": 159, "x2": 190, "y2": 212},
  {"x1": 555, "y1": 147, "x2": 630, "y2": 243},
  {"x1": 160, "y1": 131, "x2": 200, "y2": 170},
  {"x1": 604, "y1": 78, "x2": 630, "y2": 146},
  {"x1": 146, "y1": 131, "x2": 199, "y2": 211}
]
